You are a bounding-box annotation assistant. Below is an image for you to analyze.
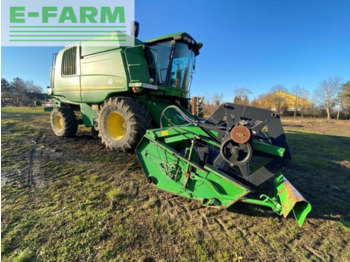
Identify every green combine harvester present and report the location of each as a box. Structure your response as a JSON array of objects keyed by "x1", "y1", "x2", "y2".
[{"x1": 48, "y1": 23, "x2": 311, "y2": 226}]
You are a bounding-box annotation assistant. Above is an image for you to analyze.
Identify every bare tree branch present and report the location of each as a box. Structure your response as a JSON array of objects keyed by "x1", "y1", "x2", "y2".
[{"x1": 313, "y1": 77, "x2": 343, "y2": 119}]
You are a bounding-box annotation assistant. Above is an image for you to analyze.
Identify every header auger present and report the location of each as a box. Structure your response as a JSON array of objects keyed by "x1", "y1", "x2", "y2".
[{"x1": 47, "y1": 23, "x2": 311, "y2": 226}]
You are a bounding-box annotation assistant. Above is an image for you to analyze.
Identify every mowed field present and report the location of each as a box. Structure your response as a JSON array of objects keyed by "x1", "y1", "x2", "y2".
[{"x1": 1, "y1": 107, "x2": 350, "y2": 262}]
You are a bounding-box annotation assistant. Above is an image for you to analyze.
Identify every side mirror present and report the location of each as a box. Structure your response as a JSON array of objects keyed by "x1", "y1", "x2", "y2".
[{"x1": 131, "y1": 21, "x2": 140, "y2": 38}]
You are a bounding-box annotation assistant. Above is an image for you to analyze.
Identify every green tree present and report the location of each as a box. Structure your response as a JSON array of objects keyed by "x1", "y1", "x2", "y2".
[
  {"x1": 10, "y1": 77, "x2": 27, "y2": 94},
  {"x1": 338, "y1": 81, "x2": 350, "y2": 118},
  {"x1": 1, "y1": 78, "x2": 10, "y2": 92},
  {"x1": 339, "y1": 81, "x2": 350, "y2": 107}
]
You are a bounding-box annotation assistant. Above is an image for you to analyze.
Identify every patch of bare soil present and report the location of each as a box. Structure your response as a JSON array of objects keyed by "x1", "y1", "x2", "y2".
[{"x1": 282, "y1": 117, "x2": 350, "y2": 137}]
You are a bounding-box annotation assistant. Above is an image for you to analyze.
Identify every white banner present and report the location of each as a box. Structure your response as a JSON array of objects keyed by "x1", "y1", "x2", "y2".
[{"x1": 1, "y1": 0, "x2": 135, "y2": 46}]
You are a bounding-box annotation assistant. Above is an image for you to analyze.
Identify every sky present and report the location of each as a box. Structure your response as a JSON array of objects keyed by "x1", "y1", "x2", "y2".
[{"x1": 1, "y1": 0, "x2": 350, "y2": 102}]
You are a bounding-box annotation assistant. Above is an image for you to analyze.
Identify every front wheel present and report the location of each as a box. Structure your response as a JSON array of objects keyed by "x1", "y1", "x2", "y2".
[
  {"x1": 97, "y1": 97, "x2": 152, "y2": 152},
  {"x1": 50, "y1": 107, "x2": 78, "y2": 137}
]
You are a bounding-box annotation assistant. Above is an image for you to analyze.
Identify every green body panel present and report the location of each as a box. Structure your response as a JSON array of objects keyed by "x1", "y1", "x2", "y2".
[
  {"x1": 164, "y1": 88, "x2": 187, "y2": 97},
  {"x1": 53, "y1": 43, "x2": 81, "y2": 102},
  {"x1": 142, "y1": 100, "x2": 171, "y2": 127},
  {"x1": 124, "y1": 45, "x2": 151, "y2": 83},
  {"x1": 80, "y1": 48, "x2": 128, "y2": 103},
  {"x1": 136, "y1": 132, "x2": 250, "y2": 207},
  {"x1": 51, "y1": 96, "x2": 81, "y2": 107},
  {"x1": 252, "y1": 140, "x2": 286, "y2": 157},
  {"x1": 80, "y1": 104, "x2": 99, "y2": 127},
  {"x1": 80, "y1": 35, "x2": 143, "y2": 56},
  {"x1": 139, "y1": 98, "x2": 188, "y2": 127},
  {"x1": 53, "y1": 42, "x2": 133, "y2": 103}
]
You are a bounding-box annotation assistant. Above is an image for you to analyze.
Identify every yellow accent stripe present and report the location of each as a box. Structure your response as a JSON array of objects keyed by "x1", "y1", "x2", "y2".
[
  {"x1": 160, "y1": 130, "x2": 169, "y2": 136},
  {"x1": 55, "y1": 86, "x2": 125, "y2": 92},
  {"x1": 55, "y1": 87, "x2": 80, "y2": 92},
  {"x1": 82, "y1": 86, "x2": 125, "y2": 90}
]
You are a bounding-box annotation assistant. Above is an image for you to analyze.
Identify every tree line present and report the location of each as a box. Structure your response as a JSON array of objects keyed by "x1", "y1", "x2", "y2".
[
  {"x1": 201, "y1": 77, "x2": 350, "y2": 120},
  {"x1": 1, "y1": 77, "x2": 44, "y2": 107}
]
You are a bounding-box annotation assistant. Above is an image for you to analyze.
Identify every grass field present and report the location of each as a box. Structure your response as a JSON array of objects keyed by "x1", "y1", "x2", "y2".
[{"x1": 1, "y1": 107, "x2": 350, "y2": 261}]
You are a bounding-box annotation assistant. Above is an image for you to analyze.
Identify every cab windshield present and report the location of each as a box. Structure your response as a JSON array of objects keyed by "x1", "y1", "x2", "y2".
[{"x1": 145, "y1": 41, "x2": 196, "y2": 91}]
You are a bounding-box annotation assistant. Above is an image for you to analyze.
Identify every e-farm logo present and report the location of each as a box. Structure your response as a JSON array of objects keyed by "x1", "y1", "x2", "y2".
[{"x1": 1, "y1": 0, "x2": 135, "y2": 46}]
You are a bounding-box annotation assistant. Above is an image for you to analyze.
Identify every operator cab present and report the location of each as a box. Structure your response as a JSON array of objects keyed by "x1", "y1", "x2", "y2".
[{"x1": 144, "y1": 33, "x2": 202, "y2": 93}]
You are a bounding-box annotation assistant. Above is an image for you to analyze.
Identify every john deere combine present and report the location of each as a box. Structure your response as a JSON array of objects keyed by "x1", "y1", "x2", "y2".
[{"x1": 48, "y1": 24, "x2": 311, "y2": 226}]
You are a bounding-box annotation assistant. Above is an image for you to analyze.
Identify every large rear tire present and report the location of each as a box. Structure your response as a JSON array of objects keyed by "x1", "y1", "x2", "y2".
[
  {"x1": 97, "y1": 97, "x2": 152, "y2": 152},
  {"x1": 50, "y1": 107, "x2": 78, "y2": 137}
]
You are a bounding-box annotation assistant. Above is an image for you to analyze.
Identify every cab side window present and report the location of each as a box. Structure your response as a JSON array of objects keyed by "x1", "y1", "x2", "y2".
[{"x1": 62, "y1": 47, "x2": 77, "y2": 75}]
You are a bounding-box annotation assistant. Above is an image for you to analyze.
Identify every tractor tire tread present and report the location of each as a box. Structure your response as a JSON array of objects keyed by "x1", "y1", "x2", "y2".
[
  {"x1": 97, "y1": 97, "x2": 152, "y2": 152},
  {"x1": 50, "y1": 106, "x2": 78, "y2": 137}
]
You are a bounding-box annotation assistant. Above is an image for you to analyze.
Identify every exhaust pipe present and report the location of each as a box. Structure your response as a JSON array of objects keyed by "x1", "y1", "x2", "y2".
[{"x1": 130, "y1": 21, "x2": 140, "y2": 38}]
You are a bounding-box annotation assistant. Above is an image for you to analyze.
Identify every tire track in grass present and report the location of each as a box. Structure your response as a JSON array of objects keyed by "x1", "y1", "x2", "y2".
[{"x1": 27, "y1": 132, "x2": 45, "y2": 189}]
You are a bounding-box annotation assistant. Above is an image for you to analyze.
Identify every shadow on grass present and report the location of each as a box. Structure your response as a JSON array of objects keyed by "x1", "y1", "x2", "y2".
[
  {"x1": 72, "y1": 134, "x2": 98, "y2": 141},
  {"x1": 1, "y1": 112, "x2": 49, "y2": 118},
  {"x1": 228, "y1": 131, "x2": 350, "y2": 223},
  {"x1": 285, "y1": 131, "x2": 350, "y2": 220}
]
